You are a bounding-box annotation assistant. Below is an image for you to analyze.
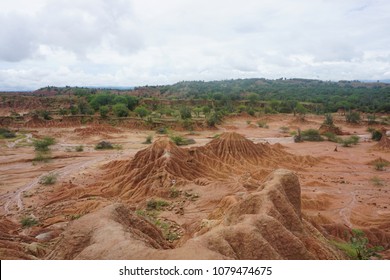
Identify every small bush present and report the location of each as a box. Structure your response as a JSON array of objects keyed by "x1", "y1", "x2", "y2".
[
  {"x1": 371, "y1": 130, "x2": 382, "y2": 141},
  {"x1": 112, "y1": 103, "x2": 129, "y2": 117},
  {"x1": 179, "y1": 106, "x2": 192, "y2": 120},
  {"x1": 374, "y1": 161, "x2": 389, "y2": 171},
  {"x1": 350, "y1": 135, "x2": 360, "y2": 145},
  {"x1": 95, "y1": 141, "x2": 114, "y2": 150},
  {"x1": 134, "y1": 106, "x2": 150, "y2": 118},
  {"x1": 323, "y1": 113, "x2": 334, "y2": 126},
  {"x1": 146, "y1": 199, "x2": 169, "y2": 211},
  {"x1": 143, "y1": 135, "x2": 153, "y2": 144},
  {"x1": 170, "y1": 135, "x2": 195, "y2": 146},
  {"x1": 346, "y1": 111, "x2": 361, "y2": 124},
  {"x1": 169, "y1": 187, "x2": 180, "y2": 198},
  {"x1": 323, "y1": 132, "x2": 340, "y2": 142},
  {"x1": 257, "y1": 121, "x2": 269, "y2": 128},
  {"x1": 99, "y1": 105, "x2": 109, "y2": 118},
  {"x1": 39, "y1": 173, "x2": 57, "y2": 185},
  {"x1": 156, "y1": 127, "x2": 168, "y2": 134},
  {"x1": 370, "y1": 176, "x2": 385, "y2": 187},
  {"x1": 33, "y1": 137, "x2": 55, "y2": 152},
  {"x1": 0, "y1": 128, "x2": 16, "y2": 138},
  {"x1": 20, "y1": 216, "x2": 38, "y2": 228},
  {"x1": 75, "y1": 145, "x2": 84, "y2": 152},
  {"x1": 206, "y1": 112, "x2": 222, "y2": 127},
  {"x1": 340, "y1": 138, "x2": 354, "y2": 147},
  {"x1": 301, "y1": 129, "x2": 323, "y2": 141}
]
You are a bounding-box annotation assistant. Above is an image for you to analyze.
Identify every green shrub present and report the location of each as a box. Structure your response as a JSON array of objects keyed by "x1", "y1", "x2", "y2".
[
  {"x1": 0, "y1": 128, "x2": 16, "y2": 138},
  {"x1": 39, "y1": 173, "x2": 57, "y2": 185},
  {"x1": 206, "y1": 112, "x2": 222, "y2": 127},
  {"x1": 146, "y1": 199, "x2": 169, "y2": 211},
  {"x1": 257, "y1": 121, "x2": 269, "y2": 128},
  {"x1": 134, "y1": 106, "x2": 150, "y2": 118},
  {"x1": 99, "y1": 105, "x2": 109, "y2": 118},
  {"x1": 143, "y1": 135, "x2": 153, "y2": 144},
  {"x1": 371, "y1": 130, "x2": 382, "y2": 141},
  {"x1": 346, "y1": 111, "x2": 361, "y2": 124},
  {"x1": 323, "y1": 113, "x2": 334, "y2": 126},
  {"x1": 156, "y1": 127, "x2": 168, "y2": 134},
  {"x1": 170, "y1": 135, "x2": 195, "y2": 146},
  {"x1": 374, "y1": 161, "x2": 389, "y2": 171},
  {"x1": 112, "y1": 103, "x2": 129, "y2": 117},
  {"x1": 349, "y1": 229, "x2": 383, "y2": 260},
  {"x1": 332, "y1": 229, "x2": 384, "y2": 259},
  {"x1": 179, "y1": 106, "x2": 192, "y2": 120},
  {"x1": 323, "y1": 132, "x2": 340, "y2": 142},
  {"x1": 95, "y1": 141, "x2": 114, "y2": 150},
  {"x1": 350, "y1": 135, "x2": 360, "y2": 145},
  {"x1": 370, "y1": 176, "x2": 385, "y2": 187},
  {"x1": 301, "y1": 129, "x2": 323, "y2": 141},
  {"x1": 181, "y1": 119, "x2": 194, "y2": 130},
  {"x1": 20, "y1": 216, "x2": 38, "y2": 228},
  {"x1": 33, "y1": 137, "x2": 55, "y2": 152},
  {"x1": 340, "y1": 138, "x2": 354, "y2": 147},
  {"x1": 75, "y1": 145, "x2": 84, "y2": 152}
]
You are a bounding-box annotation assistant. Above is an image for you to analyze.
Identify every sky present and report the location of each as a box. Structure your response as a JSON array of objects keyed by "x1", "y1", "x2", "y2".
[{"x1": 0, "y1": 0, "x2": 389, "y2": 90}]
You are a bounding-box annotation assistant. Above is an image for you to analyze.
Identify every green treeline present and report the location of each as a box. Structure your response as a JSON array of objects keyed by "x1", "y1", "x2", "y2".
[{"x1": 154, "y1": 78, "x2": 390, "y2": 113}]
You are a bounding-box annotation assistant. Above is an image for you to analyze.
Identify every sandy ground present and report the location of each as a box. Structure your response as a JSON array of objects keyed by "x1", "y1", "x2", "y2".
[{"x1": 0, "y1": 114, "x2": 389, "y2": 259}]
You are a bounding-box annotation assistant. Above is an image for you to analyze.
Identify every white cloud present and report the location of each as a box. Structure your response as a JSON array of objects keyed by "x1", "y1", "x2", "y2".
[{"x1": 0, "y1": 0, "x2": 389, "y2": 90}]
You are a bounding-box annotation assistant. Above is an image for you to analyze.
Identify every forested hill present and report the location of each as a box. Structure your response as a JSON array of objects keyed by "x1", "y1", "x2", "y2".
[{"x1": 150, "y1": 78, "x2": 390, "y2": 112}]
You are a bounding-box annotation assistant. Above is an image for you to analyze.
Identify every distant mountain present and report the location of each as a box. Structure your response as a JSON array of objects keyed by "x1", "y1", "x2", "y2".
[{"x1": 360, "y1": 79, "x2": 390, "y2": 84}]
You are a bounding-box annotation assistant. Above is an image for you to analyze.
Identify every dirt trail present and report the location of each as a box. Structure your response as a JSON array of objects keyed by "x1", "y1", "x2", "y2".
[
  {"x1": 1, "y1": 152, "x2": 124, "y2": 215},
  {"x1": 338, "y1": 190, "x2": 358, "y2": 228},
  {"x1": 6, "y1": 133, "x2": 32, "y2": 148}
]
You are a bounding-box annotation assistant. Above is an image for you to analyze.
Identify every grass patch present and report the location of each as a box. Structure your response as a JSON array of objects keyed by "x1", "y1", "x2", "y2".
[
  {"x1": 374, "y1": 161, "x2": 389, "y2": 171},
  {"x1": 370, "y1": 176, "x2": 385, "y2": 187},
  {"x1": 340, "y1": 136, "x2": 360, "y2": 147},
  {"x1": 39, "y1": 173, "x2": 58, "y2": 185},
  {"x1": 323, "y1": 132, "x2": 341, "y2": 143},
  {"x1": 20, "y1": 216, "x2": 38, "y2": 228},
  {"x1": 146, "y1": 199, "x2": 170, "y2": 211},
  {"x1": 170, "y1": 135, "x2": 196, "y2": 146},
  {"x1": 257, "y1": 121, "x2": 269, "y2": 128},
  {"x1": 331, "y1": 240, "x2": 357, "y2": 259}
]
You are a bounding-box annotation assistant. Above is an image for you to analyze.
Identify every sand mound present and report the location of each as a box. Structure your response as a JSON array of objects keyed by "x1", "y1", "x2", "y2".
[
  {"x1": 101, "y1": 133, "x2": 317, "y2": 202},
  {"x1": 48, "y1": 169, "x2": 342, "y2": 259},
  {"x1": 373, "y1": 129, "x2": 390, "y2": 150},
  {"x1": 319, "y1": 124, "x2": 343, "y2": 135}
]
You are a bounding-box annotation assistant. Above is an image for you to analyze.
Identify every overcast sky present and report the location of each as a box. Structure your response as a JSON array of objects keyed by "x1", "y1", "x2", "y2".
[{"x1": 0, "y1": 0, "x2": 389, "y2": 90}]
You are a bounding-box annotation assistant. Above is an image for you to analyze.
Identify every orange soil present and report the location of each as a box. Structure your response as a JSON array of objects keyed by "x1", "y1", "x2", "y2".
[{"x1": 0, "y1": 114, "x2": 389, "y2": 259}]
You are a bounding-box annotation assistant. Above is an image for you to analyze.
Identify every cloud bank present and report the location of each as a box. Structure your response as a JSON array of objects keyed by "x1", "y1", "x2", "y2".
[{"x1": 0, "y1": 0, "x2": 389, "y2": 90}]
